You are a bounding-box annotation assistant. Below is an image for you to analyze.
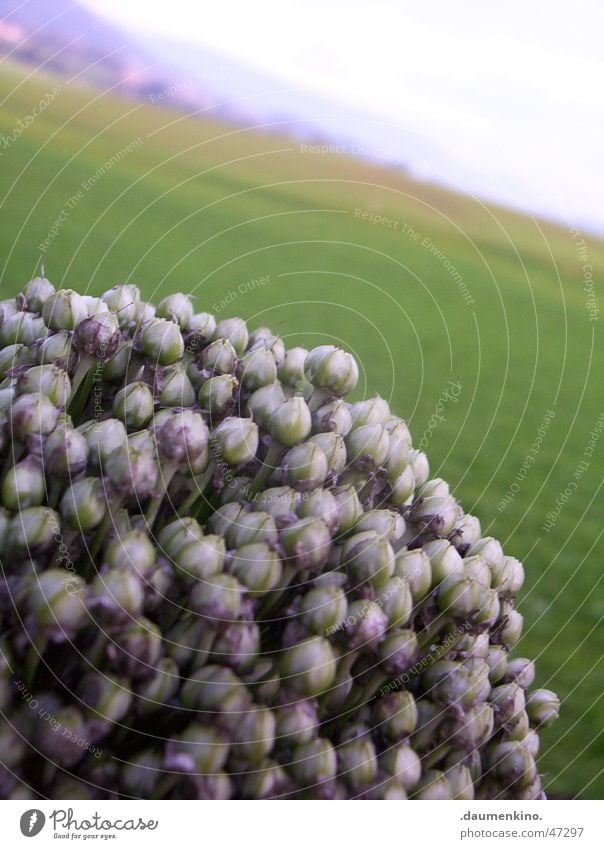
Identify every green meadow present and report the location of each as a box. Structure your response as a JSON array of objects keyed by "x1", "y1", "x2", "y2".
[{"x1": 1, "y1": 61, "x2": 603, "y2": 798}]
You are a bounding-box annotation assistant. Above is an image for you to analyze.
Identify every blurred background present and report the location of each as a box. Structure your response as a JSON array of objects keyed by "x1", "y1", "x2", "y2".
[{"x1": 1, "y1": 0, "x2": 603, "y2": 798}]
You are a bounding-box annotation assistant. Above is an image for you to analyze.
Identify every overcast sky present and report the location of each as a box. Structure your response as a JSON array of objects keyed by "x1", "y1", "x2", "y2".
[{"x1": 84, "y1": 0, "x2": 604, "y2": 232}]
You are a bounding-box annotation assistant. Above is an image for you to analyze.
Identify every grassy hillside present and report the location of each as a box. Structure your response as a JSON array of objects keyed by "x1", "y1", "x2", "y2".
[{"x1": 1, "y1": 61, "x2": 603, "y2": 799}]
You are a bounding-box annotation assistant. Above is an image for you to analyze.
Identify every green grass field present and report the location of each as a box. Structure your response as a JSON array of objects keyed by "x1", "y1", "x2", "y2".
[{"x1": 1, "y1": 61, "x2": 603, "y2": 799}]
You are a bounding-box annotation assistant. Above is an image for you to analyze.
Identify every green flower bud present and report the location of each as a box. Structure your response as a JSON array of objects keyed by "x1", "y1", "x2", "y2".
[
  {"x1": 165, "y1": 617, "x2": 209, "y2": 668},
  {"x1": 78, "y1": 417, "x2": 127, "y2": 469},
  {"x1": 383, "y1": 420, "x2": 412, "y2": 480},
  {"x1": 394, "y1": 549, "x2": 432, "y2": 602},
  {"x1": 374, "y1": 690, "x2": 418, "y2": 738},
  {"x1": 452, "y1": 512, "x2": 482, "y2": 553},
  {"x1": 437, "y1": 574, "x2": 482, "y2": 619},
  {"x1": 253, "y1": 485, "x2": 298, "y2": 519},
  {"x1": 36, "y1": 330, "x2": 74, "y2": 368},
  {"x1": 79, "y1": 672, "x2": 132, "y2": 739},
  {"x1": 156, "y1": 292, "x2": 193, "y2": 328},
  {"x1": 332, "y1": 485, "x2": 364, "y2": 534},
  {"x1": 139, "y1": 317, "x2": 184, "y2": 365},
  {"x1": 487, "y1": 741, "x2": 537, "y2": 790},
  {"x1": 240, "y1": 759, "x2": 291, "y2": 799},
  {"x1": 200, "y1": 337, "x2": 237, "y2": 377},
  {"x1": 238, "y1": 347, "x2": 278, "y2": 392},
  {"x1": 247, "y1": 384, "x2": 289, "y2": 437},
  {"x1": 522, "y1": 729, "x2": 540, "y2": 758},
  {"x1": 377, "y1": 577, "x2": 413, "y2": 627},
  {"x1": 274, "y1": 699, "x2": 318, "y2": 747},
  {"x1": 224, "y1": 510, "x2": 278, "y2": 549},
  {"x1": 105, "y1": 431, "x2": 159, "y2": 499},
  {"x1": 107, "y1": 616, "x2": 162, "y2": 679},
  {"x1": 34, "y1": 701, "x2": 89, "y2": 767},
  {"x1": 8, "y1": 391, "x2": 59, "y2": 437},
  {"x1": 24, "y1": 568, "x2": 87, "y2": 637},
  {"x1": 350, "y1": 396, "x2": 391, "y2": 429},
  {"x1": 270, "y1": 396, "x2": 312, "y2": 446},
  {"x1": 301, "y1": 586, "x2": 348, "y2": 635},
  {"x1": 474, "y1": 587, "x2": 501, "y2": 626},
  {"x1": 486, "y1": 646, "x2": 508, "y2": 684},
  {"x1": 215, "y1": 317, "x2": 249, "y2": 355},
  {"x1": 526, "y1": 688, "x2": 560, "y2": 728},
  {"x1": 414, "y1": 769, "x2": 452, "y2": 799},
  {"x1": 386, "y1": 465, "x2": 414, "y2": 507},
  {"x1": 490, "y1": 682, "x2": 526, "y2": 728},
  {"x1": 244, "y1": 660, "x2": 281, "y2": 704},
  {"x1": 297, "y1": 488, "x2": 340, "y2": 533},
  {"x1": 17, "y1": 364, "x2": 71, "y2": 408},
  {"x1": 101, "y1": 340, "x2": 133, "y2": 381},
  {"x1": 181, "y1": 665, "x2": 251, "y2": 714},
  {"x1": 102, "y1": 284, "x2": 140, "y2": 326},
  {"x1": 43, "y1": 424, "x2": 89, "y2": 477},
  {"x1": 151, "y1": 408, "x2": 208, "y2": 464},
  {"x1": 344, "y1": 599, "x2": 388, "y2": 651},
  {"x1": 212, "y1": 621, "x2": 261, "y2": 672},
  {"x1": 0, "y1": 311, "x2": 46, "y2": 346},
  {"x1": 409, "y1": 448, "x2": 430, "y2": 486},
  {"x1": 0, "y1": 297, "x2": 17, "y2": 323},
  {"x1": 337, "y1": 735, "x2": 378, "y2": 787},
  {"x1": 81, "y1": 295, "x2": 110, "y2": 316},
  {"x1": 494, "y1": 555, "x2": 525, "y2": 595},
  {"x1": 172, "y1": 534, "x2": 226, "y2": 582},
  {"x1": 504, "y1": 709, "x2": 531, "y2": 741},
  {"x1": 463, "y1": 554, "x2": 491, "y2": 588},
  {"x1": 90, "y1": 568, "x2": 144, "y2": 620},
  {"x1": 42, "y1": 289, "x2": 87, "y2": 330},
  {"x1": 135, "y1": 656, "x2": 179, "y2": 712},
  {"x1": 378, "y1": 630, "x2": 418, "y2": 675},
  {"x1": 409, "y1": 495, "x2": 459, "y2": 535},
  {"x1": 0, "y1": 344, "x2": 24, "y2": 379},
  {"x1": 379, "y1": 743, "x2": 421, "y2": 790},
  {"x1": 198, "y1": 374, "x2": 239, "y2": 419},
  {"x1": 156, "y1": 364, "x2": 196, "y2": 407},
  {"x1": 186, "y1": 311, "x2": 216, "y2": 345},
  {"x1": 247, "y1": 331, "x2": 285, "y2": 366},
  {"x1": 503, "y1": 658, "x2": 535, "y2": 690},
  {"x1": 121, "y1": 749, "x2": 161, "y2": 797},
  {"x1": 304, "y1": 345, "x2": 359, "y2": 396},
  {"x1": 74, "y1": 312, "x2": 121, "y2": 360},
  {"x1": 164, "y1": 724, "x2": 230, "y2": 773},
  {"x1": 283, "y1": 442, "x2": 328, "y2": 491},
  {"x1": 278, "y1": 346, "x2": 309, "y2": 387},
  {"x1": 308, "y1": 432, "x2": 347, "y2": 474},
  {"x1": 105, "y1": 529, "x2": 156, "y2": 578},
  {"x1": 206, "y1": 502, "x2": 247, "y2": 537},
  {"x1": 113, "y1": 381, "x2": 154, "y2": 430},
  {"x1": 289, "y1": 737, "x2": 337, "y2": 786},
  {"x1": 346, "y1": 424, "x2": 389, "y2": 469},
  {"x1": 446, "y1": 702, "x2": 494, "y2": 749},
  {"x1": 280, "y1": 636, "x2": 336, "y2": 697},
  {"x1": 355, "y1": 509, "x2": 405, "y2": 543},
  {"x1": 416, "y1": 478, "x2": 450, "y2": 499},
  {"x1": 230, "y1": 543, "x2": 282, "y2": 595},
  {"x1": 343, "y1": 531, "x2": 395, "y2": 589},
  {"x1": 133, "y1": 299, "x2": 156, "y2": 325},
  {"x1": 1, "y1": 458, "x2": 45, "y2": 510},
  {"x1": 189, "y1": 574, "x2": 243, "y2": 622},
  {"x1": 498, "y1": 608, "x2": 524, "y2": 647},
  {"x1": 8, "y1": 506, "x2": 59, "y2": 553},
  {"x1": 20, "y1": 277, "x2": 55, "y2": 312},
  {"x1": 312, "y1": 398, "x2": 353, "y2": 436},
  {"x1": 467, "y1": 535, "x2": 504, "y2": 572},
  {"x1": 60, "y1": 477, "x2": 107, "y2": 530},
  {"x1": 211, "y1": 416, "x2": 258, "y2": 466},
  {"x1": 230, "y1": 706, "x2": 276, "y2": 764},
  {"x1": 280, "y1": 517, "x2": 332, "y2": 571}
]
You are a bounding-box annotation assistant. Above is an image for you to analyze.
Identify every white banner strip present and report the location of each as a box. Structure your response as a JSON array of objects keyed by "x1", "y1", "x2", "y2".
[{"x1": 0, "y1": 800, "x2": 601, "y2": 848}]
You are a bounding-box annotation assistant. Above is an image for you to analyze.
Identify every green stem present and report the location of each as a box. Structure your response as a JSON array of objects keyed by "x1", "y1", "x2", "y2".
[
  {"x1": 25, "y1": 635, "x2": 47, "y2": 687},
  {"x1": 248, "y1": 440, "x2": 285, "y2": 498},
  {"x1": 145, "y1": 462, "x2": 179, "y2": 529},
  {"x1": 69, "y1": 353, "x2": 95, "y2": 400},
  {"x1": 257, "y1": 563, "x2": 296, "y2": 620},
  {"x1": 68, "y1": 360, "x2": 97, "y2": 424},
  {"x1": 307, "y1": 387, "x2": 332, "y2": 413},
  {"x1": 179, "y1": 460, "x2": 216, "y2": 516},
  {"x1": 422, "y1": 742, "x2": 451, "y2": 770},
  {"x1": 418, "y1": 615, "x2": 454, "y2": 652}
]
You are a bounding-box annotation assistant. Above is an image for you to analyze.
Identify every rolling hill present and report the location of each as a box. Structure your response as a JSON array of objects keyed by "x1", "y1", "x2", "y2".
[{"x1": 0, "y1": 59, "x2": 603, "y2": 798}]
